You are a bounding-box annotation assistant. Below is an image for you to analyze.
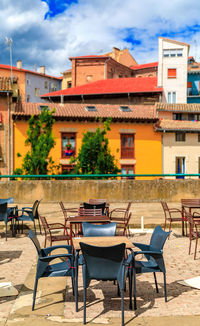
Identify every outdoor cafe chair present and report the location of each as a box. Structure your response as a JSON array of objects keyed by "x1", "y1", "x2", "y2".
[
  {"x1": 28, "y1": 230, "x2": 75, "y2": 311},
  {"x1": 16, "y1": 199, "x2": 42, "y2": 234},
  {"x1": 161, "y1": 201, "x2": 185, "y2": 234},
  {"x1": 83, "y1": 202, "x2": 106, "y2": 215},
  {"x1": 59, "y1": 201, "x2": 79, "y2": 226},
  {"x1": 40, "y1": 215, "x2": 72, "y2": 247},
  {"x1": 80, "y1": 242, "x2": 128, "y2": 326},
  {"x1": 0, "y1": 200, "x2": 16, "y2": 241},
  {"x1": 129, "y1": 225, "x2": 171, "y2": 310},
  {"x1": 185, "y1": 211, "x2": 200, "y2": 260},
  {"x1": 110, "y1": 202, "x2": 132, "y2": 236}
]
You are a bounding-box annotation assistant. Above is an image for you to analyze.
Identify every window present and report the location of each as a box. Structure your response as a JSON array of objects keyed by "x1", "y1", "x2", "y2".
[
  {"x1": 163, "y1": 49, "x2": 183, "y2": 57},
  {"x1": 168, "y1": 92, "x2": 176, "y2": 103},
  {"x1": 168, "y1": 68, "x2": 176, "y2": 78},
  {"x1": 121, "y1": 165, "x2": 135, "y2": 179},
  {"x1": 26, "y1": 95, "x2": 30, "y2": 102},
  {"x1": 119, "y1": 106, "x2": 132, "y2": 112},
  {"x1": 27, "y1": 79, "x2": 31, "y2": 85},
  {"x1": 35, "y1": 88, "x2": 40, "y2": 96},
  {"x1": 176, "y1": 157, "x2": 185, "y2": 179},
  {"x1": 187, "y1": 82, "x2": 192, "y2": 96},
  {"x1": 61, "y1": 133, "x2": 76, "y2": 158},
  {"x1": 121, "y1": 134, "x2": 134, "y2": 159},
  {"x1": 175, "y1": 132, "x2": 185, "y2": 142},
  {"x1": 173, "y1": 113, "x2": 182, "y2": 120},
  {"x1": 44, "y1": 81, "x2": 48, "y2": 89},
  {"x1": 85, "y1": 106, "x2": 97, "y2": 112},
  {"x1": 67, "y1": 81, "x2": 72, "y2": 88},
  {"x1": 50, "y1": 82, "x2": 57, "y2": 91}
]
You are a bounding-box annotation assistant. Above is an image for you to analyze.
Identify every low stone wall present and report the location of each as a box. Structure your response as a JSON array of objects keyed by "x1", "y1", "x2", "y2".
[{"x1": 0, "y1": 179, "x2": 200, "y2": 203}]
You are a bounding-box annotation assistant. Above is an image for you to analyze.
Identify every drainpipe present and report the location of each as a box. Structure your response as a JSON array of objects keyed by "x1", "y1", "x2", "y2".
[
  {"x1": 162, "y1": 130, "x2": 165, "y2": 175},
  {"x1": 104, "y1": 57, "x2": 111, "y2": 79},
  {"x1": 7, "y1": 92, "x2": 11, "y2": 177}
]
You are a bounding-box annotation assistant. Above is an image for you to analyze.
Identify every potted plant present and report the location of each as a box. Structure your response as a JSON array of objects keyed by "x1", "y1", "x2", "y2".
[{"x1": 65, "y1": 143, "x2": 73, "y2": 156}]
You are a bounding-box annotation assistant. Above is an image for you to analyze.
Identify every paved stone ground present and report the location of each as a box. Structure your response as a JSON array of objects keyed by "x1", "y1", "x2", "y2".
[{"x1": 1, "y1": 202, "x2": 200, "y2": 325}]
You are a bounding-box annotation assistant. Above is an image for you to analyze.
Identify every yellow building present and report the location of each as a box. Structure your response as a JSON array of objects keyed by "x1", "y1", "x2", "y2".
[{"x1": 13, "y1": 102, "x2": 162, "y2": 178}]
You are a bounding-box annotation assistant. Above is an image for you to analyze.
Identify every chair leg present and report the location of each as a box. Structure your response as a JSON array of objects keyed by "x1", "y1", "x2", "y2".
[
  {"x1": 189, "y1": 237, "x2": 192, "y2": 255},
  {"x1": 32, "y1": 277, "x2": 39, "y2": 311},
  {"x1": 5, "y1": 222, "x2": 7, "y2": 241},
  {"x1": 128, "y1": 267, "x2": 133, "y2": 310},
  {"x1": 153, "y1": 272, "x2": 159, "y2": 293},
  {"x1": 83, "y1": 287, "x2": 87, "y2": 324},
  {"x1": 163, "y1": 273, "x2": 167, "y2": 302},
  {"x1": 194, "y1": 236, "x2": 198, "y2": 260},
  {"x1": 117, "y1": 282, "x2": 120, "y2": 297},
  {"x1": 75, "y1": 255, "x2": 79, "y2": 312},
  {"x1": 133, "y1": 269, "x2": 137, "y2": 310},
  {"x1": 38, "y1": 219, "x2": 42, "y2": 235},
  {"x1": 121, "y1": 287, "x2": 124, "y2": 326}
]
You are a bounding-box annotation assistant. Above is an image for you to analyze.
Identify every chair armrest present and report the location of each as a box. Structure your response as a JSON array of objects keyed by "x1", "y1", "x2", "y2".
[
  {"x1": 169, "y1": 208, "x2": 182, "y2": 214},
  {"x1": 22, "y1": 207, "x2": 32, "y2": 210},
  {"x1": 16, "y1": 209, "x2": 33, "y2": 216},
  {"x1": 39, "y1": 253, "x2": 73, "y2": 263},
  {"x1": 133, "y1": 242, "x2": 150, "y2": 251},
  {"x1": 134, "y1": 250, "x2": 162, "y2": 257},
  {"x1": 43, "y1": 245, "x2": 72, "y2": 255}
]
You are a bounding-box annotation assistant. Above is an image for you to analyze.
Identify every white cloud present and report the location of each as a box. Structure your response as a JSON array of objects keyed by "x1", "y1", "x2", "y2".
[{"x1": 1, "y1": 0, "x2": 200, "y2": 76}]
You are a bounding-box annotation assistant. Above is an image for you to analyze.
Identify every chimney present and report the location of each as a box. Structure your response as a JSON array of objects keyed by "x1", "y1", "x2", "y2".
[
  {"x1": 40, "y1": 65, "x2": 45, "y2": 74},
  {"x1": 17, "y1": 60, "x2": 22, "y2": 69}
]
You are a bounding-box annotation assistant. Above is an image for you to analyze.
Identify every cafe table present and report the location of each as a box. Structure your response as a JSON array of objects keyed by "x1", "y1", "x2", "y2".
[
  {"x1": 181, "y1": 199, "x2": 200, "y2": 236},
  {"x1": 73, "y1": 236, "x2": 134, "y2": 312},
  {"x1": 68, "y1": 215, "x2": 111, "y2": 246}
]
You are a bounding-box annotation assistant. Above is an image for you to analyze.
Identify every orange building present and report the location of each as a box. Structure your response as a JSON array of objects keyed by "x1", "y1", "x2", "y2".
[{"x1": 12, "y1": 102, "x2": 162, "y2": 178}]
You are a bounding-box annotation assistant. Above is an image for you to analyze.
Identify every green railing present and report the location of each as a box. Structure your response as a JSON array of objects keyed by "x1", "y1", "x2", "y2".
[{"x1": 1, "y1": 173, "x2": 200, "y2": 179}]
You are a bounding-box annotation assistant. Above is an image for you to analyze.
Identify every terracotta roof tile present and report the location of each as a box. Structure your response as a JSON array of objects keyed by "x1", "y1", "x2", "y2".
[
  {"x1": 0, "y1": 64, "x2": 61, "y2": 80},
  {"x1": 156, "y1": 102, "x2": 200, "y2": 113},
  {"x1": 12, "y1": 102, "x2": 157, "y2": 121},
  {"x1": 41, "y1": 77, "x2": 162, "y2": 98},
  {"x1": 0, "y1": 77, "x2": 17, "y2": 91},
  {"x1": 156, "y1": 119, "x2": 200, "y2": 131},
  {"x1": 130, "y1": 62, "x2": 158, "y2": 70}
]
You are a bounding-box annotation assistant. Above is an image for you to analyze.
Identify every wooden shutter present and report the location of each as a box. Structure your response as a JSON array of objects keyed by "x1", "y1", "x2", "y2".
[{"x1": 168, "y1": 69, "x2": 176, "y2": 78}]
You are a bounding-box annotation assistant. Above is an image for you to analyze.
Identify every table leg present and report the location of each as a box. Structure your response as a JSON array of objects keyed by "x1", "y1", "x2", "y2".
[{"x1": 182, "y1": 206, "x2": 185, "y2": 236}]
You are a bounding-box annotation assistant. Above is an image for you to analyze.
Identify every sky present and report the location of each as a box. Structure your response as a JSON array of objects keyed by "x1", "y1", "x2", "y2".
[{"x1": 1, "y1": 0, "x2": 200, "y2": 76}]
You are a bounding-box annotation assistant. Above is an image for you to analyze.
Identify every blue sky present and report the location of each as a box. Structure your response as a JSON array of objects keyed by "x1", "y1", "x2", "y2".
[{"x1": 1, "y1": 0, "x2": 200, "y2": 76}]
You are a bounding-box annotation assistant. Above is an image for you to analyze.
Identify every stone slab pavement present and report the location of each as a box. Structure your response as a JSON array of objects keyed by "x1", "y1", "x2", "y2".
[{"x1": 1, "y1": 201, "x2": 200, "y2": 325}]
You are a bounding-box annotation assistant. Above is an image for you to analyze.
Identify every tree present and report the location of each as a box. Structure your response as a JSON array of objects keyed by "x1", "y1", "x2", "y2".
[
  {"x1": 20, "y1": 106, "x2": 56, "y2": 175},
  {"x1": 72, "y1": 118, "x2": 119, "y2": 176}
]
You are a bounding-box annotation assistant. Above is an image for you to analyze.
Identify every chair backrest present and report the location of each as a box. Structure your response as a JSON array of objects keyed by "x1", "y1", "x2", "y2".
[
  {"x1": 59, "y1": 201, "x2": 67, "y2": 219},
  {"x1": 88, "y1": 199, "x2": 107, "y2": 205},
  {"x1": 80, "y1": 242, "x2": 125, "y2": 280},
  {"x1": 0, "y1": 203, "x2": 8, "y2": 222},
  {"x1": 124, "y1": 202, "x2": 132, "y2": 219},
  {"x1": 78, "y1": 208, "x2": 103, "y2": 216},
  {"x1": 28, "y1": 230, "x2": 42, "y2": 256},
  {"x1": 32, "y1": 200, "x2": 40, "y2": 219},
  {"x1": 83, "y1": 202, "x2": 106, "y2": 214},
  {"x1": 39, "y1": 215, "x2": 50, "y2": 237},
  {"x1": 150, "y1": 225, "x2": 171, "y2": 251},
  {"x1": 82, "y1": 222, "x2": 116, "y2": 237},
  {"x1": 161, "y1": 201, "x2": 169, "y2": 212},
  {"x1": 0, "y1": 197, "x2": 14, "y2": 204}
]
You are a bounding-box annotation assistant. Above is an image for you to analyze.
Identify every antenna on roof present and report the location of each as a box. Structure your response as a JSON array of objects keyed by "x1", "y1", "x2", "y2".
[{"x1": 5, "y1": 37, "x2": 13, "y2": 84}]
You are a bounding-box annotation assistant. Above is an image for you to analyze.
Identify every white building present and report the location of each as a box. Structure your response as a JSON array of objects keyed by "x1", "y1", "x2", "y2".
[{"x1": 157, "y1": 37, "x2": 190, "y2": 104}]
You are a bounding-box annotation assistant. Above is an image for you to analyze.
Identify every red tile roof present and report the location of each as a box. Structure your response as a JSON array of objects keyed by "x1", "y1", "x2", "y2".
[
  {"x1": 0, "y1": 64, "x2": 61, "y2": 80},
  {"x1": 155, "y1": 119, "x2": 200, "y2": 131},
  {"x1": 130, "y1": 62, "x2": 158, "y2": 70},
  {"x1": 13, "y1": 102, "x2": 157, "y2": 121},
  {"x1": 41, "y1": 76, "x2": 162, "y2": 98},
  {"x1": 69, "y1": 55, "x2": 109, "y2": 60},
  {"x1": 156, "y1": 103, "x2": 200, "y2": 113}
]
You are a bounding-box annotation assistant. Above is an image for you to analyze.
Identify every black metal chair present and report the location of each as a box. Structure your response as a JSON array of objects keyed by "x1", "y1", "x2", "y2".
[
  {"x1": 28, "y1": 230, "x2": 75, "y2": 310},
  {"x1": 16, "y1": 199, "x2": 42, "y2": 234},
  {"x1": 83, "y1": 202, "x2": 106, "y2": 215},
  {"x1": 80, "y1": 242, "x2": 127, "y2": 326},
  {"x1": 0, "y1": 201, "x2": 15, "y2": 240},
  {"x1": 129, "y1": 225, "x2": 171, "y2": 310}
]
